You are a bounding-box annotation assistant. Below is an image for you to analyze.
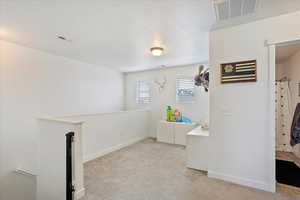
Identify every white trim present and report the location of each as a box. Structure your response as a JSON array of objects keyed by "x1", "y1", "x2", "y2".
[
  {"x1": 208, "y1": 171, "x2": 273, "y2": 192},
  {"x1": 37, "y1": 117, "x2": 84, "y2": 124},
  {"x1": 265, "y1": 37, "x2": 300, "y2": 193},
  {"x1": 83, "y1": 136, "x2": 148, "y2": 162},
  {"x1": 267, "y1": 44, "x2": 276, "y2": 193},
  {"x1": 266, "y1": 38, "x2": 300, "y2": 46},
  {"x1": 124, "y1": 62, "x2": 209, "y2": 74},
  {"x1": 40, "y1": 109, "x2": 149, "y2": 119},
  {"x1": 75, "y1": 188, "x2": 85, "y2": 200}
]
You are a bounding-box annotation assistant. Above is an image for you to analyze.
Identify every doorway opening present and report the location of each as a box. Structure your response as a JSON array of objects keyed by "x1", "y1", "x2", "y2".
[{"x1": 275, "y1": 42, "x2": 300, "y2": 195}]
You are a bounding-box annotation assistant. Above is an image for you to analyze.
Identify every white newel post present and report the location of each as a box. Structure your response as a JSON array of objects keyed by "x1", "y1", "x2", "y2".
[{"x1": 37, "y1": 118, "x2": 84, "y2": 200}]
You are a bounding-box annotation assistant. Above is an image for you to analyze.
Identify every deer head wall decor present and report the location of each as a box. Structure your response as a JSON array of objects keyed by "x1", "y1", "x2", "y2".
[{"x1": 154, "y1": 76, "x2": 167, "y2": 93}]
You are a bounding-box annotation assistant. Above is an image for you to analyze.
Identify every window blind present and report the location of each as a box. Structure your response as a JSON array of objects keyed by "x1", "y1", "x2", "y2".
[
  {"x1": 176, "y1": 77, "x2": 195, "y2": 103},
  {"x1": 136, "y1": 81, "x2": 151, "y2": 104}
]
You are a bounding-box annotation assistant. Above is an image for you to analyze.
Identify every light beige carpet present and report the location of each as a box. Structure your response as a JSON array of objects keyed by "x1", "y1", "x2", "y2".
[{"x1": 82, "y1": 139, "x2": 300, "y2": 200}]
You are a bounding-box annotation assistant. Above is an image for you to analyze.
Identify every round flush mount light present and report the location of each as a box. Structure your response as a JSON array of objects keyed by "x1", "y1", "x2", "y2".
[{"x1": 150, "y1": 47, "x2": 164, "y2": 56}]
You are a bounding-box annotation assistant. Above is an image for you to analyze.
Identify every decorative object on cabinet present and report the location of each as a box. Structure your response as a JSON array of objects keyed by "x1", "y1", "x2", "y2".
[
  {"x1": 166, "y1": 106, "x2": 175, "y2": 122},
  {"x1": 173, "y1": 109, "x2": 182, "y2": 122},
  {"x1": 165, "y1": 106, "x2": 186, "y2": 123},
  {"x1": 199, "y1": 120, "x2": 209, "y2": 130},
  {"x1": 181, "y1": 116, "x2": 192, "y2": 124}
]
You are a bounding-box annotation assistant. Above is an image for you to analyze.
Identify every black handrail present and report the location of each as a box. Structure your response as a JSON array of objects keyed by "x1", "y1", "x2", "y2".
[{"x1": 66, "y1": 132, "x2": 75, "y2": 200}]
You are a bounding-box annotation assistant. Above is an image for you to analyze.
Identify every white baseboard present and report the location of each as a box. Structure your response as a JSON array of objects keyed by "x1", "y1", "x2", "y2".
[
  {"x1": 75, "y1": 188, "x2": 85, "y2": 199},
  {"x1": 208, "y1": 171, "x2": 274, "y2": 192},
  {"x1": 83, "y1": 136, "x2": 148, "y2": 163}
]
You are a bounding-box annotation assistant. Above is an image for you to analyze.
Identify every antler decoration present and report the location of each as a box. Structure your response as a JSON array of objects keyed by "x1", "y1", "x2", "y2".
[
  {"x1": 154, "y1": 76, "x2": 167, "y2": 93},
  {"x1": 195, "y1": 65, "x2": 209, "y2": 92}
]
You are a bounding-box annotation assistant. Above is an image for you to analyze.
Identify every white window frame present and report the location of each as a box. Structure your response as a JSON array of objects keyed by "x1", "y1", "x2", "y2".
[
  {"x1": 136, "y1": 80, "x2": 151, "y2": 104},
  {"x1": 176, "y1": 76, "x2": 195, "y2": 103}
]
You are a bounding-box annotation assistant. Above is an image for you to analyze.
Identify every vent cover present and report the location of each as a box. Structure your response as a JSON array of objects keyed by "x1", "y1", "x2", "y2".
[{"x1": 213, "y1": 0, "x2": 258, "y2": 21}]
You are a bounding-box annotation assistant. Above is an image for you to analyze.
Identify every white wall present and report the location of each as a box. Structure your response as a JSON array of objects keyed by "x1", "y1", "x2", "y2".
[
  {"x1": 209, "y1": 11, "x2": 300, "y2": 192},
  {"x1": 0, "y1": 40, "x2": 124, "y2": 200},
  {"x1": 125, "y1": 65, "x2": 209, "y2": 137},
  {"x1": 60, "y1": 110, "x2": 150, "y2": 162},
  {"x1": 277, "y1": 51, "x2": 300, "y2": 158}
]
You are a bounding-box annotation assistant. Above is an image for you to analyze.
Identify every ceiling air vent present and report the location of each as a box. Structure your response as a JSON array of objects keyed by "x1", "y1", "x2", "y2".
[{"x1": 213, "y1": 0, "x2": 258, "y2": 21}]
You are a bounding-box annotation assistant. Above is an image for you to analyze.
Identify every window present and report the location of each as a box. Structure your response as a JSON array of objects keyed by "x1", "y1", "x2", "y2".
[
  {"x1": 136, "y1": 81, "x2": 151, "y2": 104},
  {"x1": 176, "y1": 76, "x2": 195, "y2": 103}
]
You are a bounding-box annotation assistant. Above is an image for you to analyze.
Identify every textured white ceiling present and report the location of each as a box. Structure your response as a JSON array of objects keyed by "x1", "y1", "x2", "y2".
[
  {"x1": 2, "y1": 1, "x2": 299, "y2": 72},
  {"x1": 212, "y1": 0, "x2": 300, "y2": 30},
  {"x1": 0, "y1": 0, "x2": 214, "y2": 72}
]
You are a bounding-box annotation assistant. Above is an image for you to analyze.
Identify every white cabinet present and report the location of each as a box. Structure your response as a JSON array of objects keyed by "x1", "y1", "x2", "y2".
[
  {"x1": 174, "y1": 123, "x2": 195, "y2": 145},
  {"x1": 157, "y1": 121, "x2": 196, "y2": 146},
  {"x1": 157, "y1": 121, "x2": 174, "y2": 144},
  {"x1": 186, "y1": 126, "x2": 209, "y2": 171}
]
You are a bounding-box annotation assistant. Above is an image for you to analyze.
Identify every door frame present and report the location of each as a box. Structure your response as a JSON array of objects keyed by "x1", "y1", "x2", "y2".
[{"x1": 267, "y1": 37, "x2": 300, "y2": 193}]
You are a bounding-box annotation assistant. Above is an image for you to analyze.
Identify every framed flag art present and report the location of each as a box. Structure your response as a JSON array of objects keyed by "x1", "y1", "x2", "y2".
[{"x1": 221, "y1": 60, "x2": 257, "y2": 84}]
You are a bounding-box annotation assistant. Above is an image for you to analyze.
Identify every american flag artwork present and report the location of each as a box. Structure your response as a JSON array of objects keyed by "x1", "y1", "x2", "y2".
[{"x1": 221, "y1": 60, "x2": 257, "y2": 83}]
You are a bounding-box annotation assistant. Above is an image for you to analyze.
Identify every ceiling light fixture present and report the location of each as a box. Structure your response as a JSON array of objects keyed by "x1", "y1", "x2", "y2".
[{"x1": 150, "y1": 47, "x2": 164, "y2": 56}]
